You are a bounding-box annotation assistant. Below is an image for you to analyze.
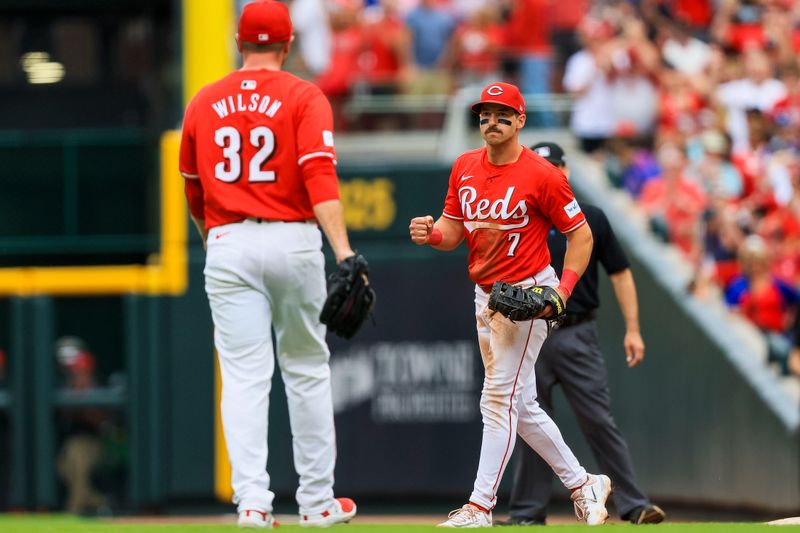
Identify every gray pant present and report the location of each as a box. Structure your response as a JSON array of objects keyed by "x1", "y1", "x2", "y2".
[{"x1": 508, "y1": 319, "x2": 649, "y2": 521}]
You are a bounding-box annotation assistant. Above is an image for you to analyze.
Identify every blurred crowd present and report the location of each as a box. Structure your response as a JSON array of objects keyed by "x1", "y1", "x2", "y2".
[
  {"x1": 287, "y1": 0, "x2": 800, "y2": 378},
  {"x1": 570, "y1": 0, "x2": 800, "y2": 379},
  {"x1": 287, "y1": 0, "x2": 588, "y2": 122}
]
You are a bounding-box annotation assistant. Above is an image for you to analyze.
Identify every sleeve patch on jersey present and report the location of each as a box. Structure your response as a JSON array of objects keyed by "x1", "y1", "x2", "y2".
[
  {"x1": 323, "y1": 130, "x2": 335, "y2": 147},
  {"x1": 563, "y1": 199, "x2": 581, "y2": 219}
]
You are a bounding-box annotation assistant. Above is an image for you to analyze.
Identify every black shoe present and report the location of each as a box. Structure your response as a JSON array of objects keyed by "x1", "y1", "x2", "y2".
[
  {"x1": 493, "y1": 516, "x2": 546, "y2": 526},
  {"x1": 630, "y1": 504, "x2": 666, "y2": 524}
]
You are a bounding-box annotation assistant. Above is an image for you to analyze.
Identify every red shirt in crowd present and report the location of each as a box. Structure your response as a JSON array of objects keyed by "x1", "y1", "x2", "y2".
[
  {"x1": 550, "y1": 0, "x2": 588, "y2": 31},
  {"x1": 316, "y1": 26, "x2": 363, "y2": 97},
  {"x1": 504, "y1": 0, "x2": 552, "y2": 56},
  {"x1": 359, "y1": 15, "x2": 406, "y2": 86},
  {"x1": 453, "y1": 22, "x2": 504, "y2": 76},
  {"x1": 639, "y1": 175, "x2": 707, "y2": 256},
  {"x1": 673, "y1": 0, "x2": 712, "y2": 28},
  {"x1": 740, "y1": 282, "x2": 792, "y2": 332}
]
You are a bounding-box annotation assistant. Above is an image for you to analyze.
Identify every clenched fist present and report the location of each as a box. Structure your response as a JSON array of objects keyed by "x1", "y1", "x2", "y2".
[{"x1": 409, "y1": 215, "x2": 434, "y2": 245}]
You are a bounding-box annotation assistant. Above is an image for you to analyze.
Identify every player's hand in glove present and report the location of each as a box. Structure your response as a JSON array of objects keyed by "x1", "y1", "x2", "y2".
[
  {"x1": 320, "y1": 254, "x2": 376, "y2": 339},
  {"x1": 488, "y1": 281, "x2": 566, "y2": 322}
]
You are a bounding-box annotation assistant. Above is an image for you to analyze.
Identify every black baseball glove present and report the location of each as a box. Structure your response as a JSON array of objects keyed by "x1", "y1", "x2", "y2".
[
  {"x1": 320, "y1": 254, "x2": 376, "y2": 339},
  {"x1": 488, "y1": 281, "x2": 565, "y2": 322}
]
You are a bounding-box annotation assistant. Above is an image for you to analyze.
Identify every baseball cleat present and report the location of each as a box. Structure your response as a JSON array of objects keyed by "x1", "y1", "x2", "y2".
[
  {"x1": 238, "y1": 509, "x2": 277, "y2": 528},
  {"x1": 631, "y1": 503, "x2": 666, "y2": 524},
  {"x1": 571, "y1": 474, "x2": 612, "y2": 526},
  {"x1": 299, "y1": 497, "x2": 357, "y2": 527},
  {"x1": 437, "y1": 504, "x2": 493, "y2": 528}
]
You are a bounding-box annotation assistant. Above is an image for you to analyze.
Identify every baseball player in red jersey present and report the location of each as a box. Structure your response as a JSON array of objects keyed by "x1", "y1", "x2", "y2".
[
  {"x1": 409, "y1": 82, "x2": 612, "y2": 527},
  {"x1": 179, "y1": 1, "x2": 357, "y2": 528}
]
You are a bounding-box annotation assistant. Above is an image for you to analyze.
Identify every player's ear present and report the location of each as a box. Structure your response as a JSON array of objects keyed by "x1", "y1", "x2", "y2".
[
  {"x1": 235, "y1": 33, "x2": 243, "y2": 52},
  {"x1": 517, "y1": 113, "x2": 527, "y2": 129},
  {"x1": 284, "y1": 35, "x2": 295, "y2": 55}
]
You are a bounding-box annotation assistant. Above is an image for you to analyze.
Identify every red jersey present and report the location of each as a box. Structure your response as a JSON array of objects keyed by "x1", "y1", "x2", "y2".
[
  {"x1": 442, "y1": 147, "x2": 586, "y2": 285},
  {"x1": 180, "y1": 69, "x2": 339, "y2": 229}
]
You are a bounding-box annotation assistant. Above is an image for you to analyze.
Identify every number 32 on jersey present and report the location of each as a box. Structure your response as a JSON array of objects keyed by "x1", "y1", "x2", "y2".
[{"x1": 214, "y1": 126, "x2": 276, "y2": 183}]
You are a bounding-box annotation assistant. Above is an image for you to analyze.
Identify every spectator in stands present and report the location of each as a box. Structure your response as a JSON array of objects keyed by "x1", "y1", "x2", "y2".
[
  {"x1": 725, "y1": 235, "x2": 799, "y2": 374},
  {"x1": 731, "y1": 109, "x2": 774, "y2": 201},
  {"x1": 715, "y1": 48, "x2": 786, "y2": 153},
  {"x1": 660, "y1": 21, "x2": 712, "y2": 77},
  {"x1": 447, "y1": 6, "x2": 504, "y2": 89},
  {"x1": 55, "y1": 336, "x2": 109, "y2": 515},
  {"x1": 290, "y1": 0, "x2": 332, "y2": 76},
  {"x1": 686, "y1": 128, "x2": 744, "y2": 202},
  {"x1": 639, "y1": 143, "x2": 708, "y2": 262},
  {"x1": 642, "y1": 0, "x2": 713, "y2": 40},
  {"x1": 548, "y1": 0, "x2": 588, "y2": 90},
  {"x1": 657, "y1": 68, "x2": 709, "y2": 143},
  {"x1": 315, "y1": 1, "x2": 363, "y2": 100},
  {"x1": 770, "y1": 62, "x2": 800, "y2": 150},
  {"x1": 606, "y1": 16, "x2": 660, "y2": 137},
  {"x1": 357, "y1": 0, "x2": 412, "y2": 95},
  {"x1": 563, "y1": 17, "x2": 616, "y2": 154},
  {"x1": 711, "y1": 0, "x2": 766, "y2": 53},
  {"x1": 712, "y1": 0, "x2": 799, "y2": 65},
  {"x1": 605, "y1": 135, "x2": 661, "y2": 197},
  {"x1": 503, "y1": 0, "x2": 555, "y2": 126},
  {"x1": 405, "y1": 0, "x2": 456, "y2": 94},
  {"x1": 698, "y1": 205, "x2": 748, "y2": 293}
]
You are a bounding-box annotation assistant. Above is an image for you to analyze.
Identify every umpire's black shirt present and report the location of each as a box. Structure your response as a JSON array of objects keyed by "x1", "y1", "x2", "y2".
[{"x1": 549, "y1": 204, "x2": 630, "y2": 315}]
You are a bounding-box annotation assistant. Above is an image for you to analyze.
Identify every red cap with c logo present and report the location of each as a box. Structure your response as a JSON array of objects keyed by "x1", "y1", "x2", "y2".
[{"x1": 471, "y1": 82, "x2": 526, "y2": 115}]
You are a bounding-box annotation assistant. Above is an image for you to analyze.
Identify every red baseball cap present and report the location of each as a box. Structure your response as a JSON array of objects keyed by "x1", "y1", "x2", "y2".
[
  {"x1": 238, "y1": 1, "x2": 293, "y2": 46},
  {"x1": 471, "y1": 82, "x2": 526, "y2": 115}
]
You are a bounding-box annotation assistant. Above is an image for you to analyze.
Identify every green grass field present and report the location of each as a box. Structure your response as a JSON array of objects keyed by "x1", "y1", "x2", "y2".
[{"x1": 1, "y1": 516, "x2": 800, "y2": 532}]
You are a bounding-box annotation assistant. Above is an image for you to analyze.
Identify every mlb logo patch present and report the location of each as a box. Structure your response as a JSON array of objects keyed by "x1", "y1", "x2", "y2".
[
  {"x1": 563, "y1": 199, "x2": 581, "y2": 219},
  {"x1": 258, "y1": 33, "x2": 269, "y2": 42},
  {"x1": 534, "y1": 146, "x2": 551, "y2": 158},
  {"x1": 241, "y1": 80, "x2": 257, "y2": 90}
]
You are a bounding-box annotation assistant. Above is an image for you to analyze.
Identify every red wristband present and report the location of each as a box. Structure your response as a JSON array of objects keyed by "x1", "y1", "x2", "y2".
[
  {"x1": 557, "y1": 268, "x2": 579, "y2": 299},
  {"x1": 428, "y1": 228, "x2": 443, "y2": 246}
]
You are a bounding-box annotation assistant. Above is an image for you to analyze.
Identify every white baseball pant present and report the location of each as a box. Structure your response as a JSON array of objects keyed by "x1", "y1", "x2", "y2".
[
  {"x1": 204, "y1": 218, "x2": 335, "y2": 516},
  {"x1": 469, "y1": 266, "x2": 588, "y2": 510}
]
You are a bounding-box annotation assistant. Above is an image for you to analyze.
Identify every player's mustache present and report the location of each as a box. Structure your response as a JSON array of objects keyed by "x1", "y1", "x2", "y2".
[{"x1": 486, "y1": 127, "x2": 501, "y2": 133}]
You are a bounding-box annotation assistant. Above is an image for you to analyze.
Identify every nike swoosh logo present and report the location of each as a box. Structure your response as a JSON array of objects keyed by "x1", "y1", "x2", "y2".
[
  {"x1": 215, "y1": 231, "x2": 231, "y2": 239},
  {"x1": 460, "y1": 175, "x2": 474, "y2": 181}
]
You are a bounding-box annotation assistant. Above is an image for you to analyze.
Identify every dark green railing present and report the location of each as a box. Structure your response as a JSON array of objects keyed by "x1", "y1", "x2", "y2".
[{"x1": 5, "y1": 295, "x2": 166, "y2": 510}]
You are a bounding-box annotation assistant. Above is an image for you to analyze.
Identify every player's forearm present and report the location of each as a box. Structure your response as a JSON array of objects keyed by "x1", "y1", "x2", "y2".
[
  {"x1": 431, "y1": 217, "x2": 464, "y2": 251},
  {"x1": 313, "y1": 199, "x2": 355, "y2": 263},
  {"x1": 562, "y1": 223, "x2": 593, "y2": 278},
  {"x1": 609, "y1": 269, "x2": 641, "y2": 334}
]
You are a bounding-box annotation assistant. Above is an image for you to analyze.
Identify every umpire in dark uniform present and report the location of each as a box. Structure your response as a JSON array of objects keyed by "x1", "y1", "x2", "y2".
[{"x1": 498, "y1": 143, "x2": 665, "y2": 525}]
